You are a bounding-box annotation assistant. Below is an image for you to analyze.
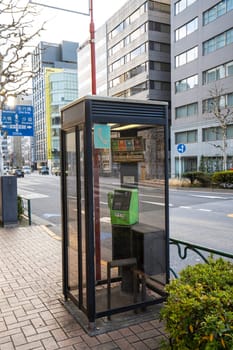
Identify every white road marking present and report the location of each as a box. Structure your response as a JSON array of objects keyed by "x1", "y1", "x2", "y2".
[
  {"x1": 198, "y1": 209, "x2": 212, "y2": 212},
  {"x1": 141, "y1": 200, "x2": 165, "y2": 206},
  {"x1": 43, "y1": 213, "x2": 61, "y2": 218},
  {"x1": 191, "y1": 195, "x2": 228, "y2": 199},
  {"x1": 140, "y1": 193, "x2": 164, "y2": 199}
]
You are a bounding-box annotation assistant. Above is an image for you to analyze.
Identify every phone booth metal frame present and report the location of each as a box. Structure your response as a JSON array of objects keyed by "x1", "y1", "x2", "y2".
[{"x1": 60, "y1": 95, "x2": 169, "y2": 330}]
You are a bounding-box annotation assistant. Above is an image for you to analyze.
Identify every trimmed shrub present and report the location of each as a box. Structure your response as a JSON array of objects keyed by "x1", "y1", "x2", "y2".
[
  {"x1": 160, "y1": 258, "x2": 233, "y2": 349},
  {"x1": 17, "y1": 196, "x2": 24, "y2": 221},
  {"x1": 212, "y1": 171, "x2": 233, "y2": 188},
  {"x1": 182, "y1": 171, "x2": 211, "y2": 187}
]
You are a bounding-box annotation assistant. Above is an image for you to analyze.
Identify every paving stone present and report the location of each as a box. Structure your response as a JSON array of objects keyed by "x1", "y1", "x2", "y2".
[{"x1": 0, "y1": 226, "x2": 166, "y2": 350}]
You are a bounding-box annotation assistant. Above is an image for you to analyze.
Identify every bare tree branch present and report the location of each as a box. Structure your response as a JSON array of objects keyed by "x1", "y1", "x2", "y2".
[
  {"x1": 207, "y1": 84, "x2": 233, "y2": 170},
  {"x1": 0, "y1": 0, "x2": 46, "y2": 109}
]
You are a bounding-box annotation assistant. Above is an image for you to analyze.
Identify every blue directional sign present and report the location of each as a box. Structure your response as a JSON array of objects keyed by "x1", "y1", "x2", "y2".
[
  {"x1": 2, "y1": 105, "x2": 34, "y2": 137},
  {"x1": 177, "y1": 143, "x2": 186, "y2": 153}
]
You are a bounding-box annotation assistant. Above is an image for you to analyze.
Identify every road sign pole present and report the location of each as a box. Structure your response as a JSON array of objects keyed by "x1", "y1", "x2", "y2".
[{"x1": 179, "y1": 153, "x2": 181, "y2": 180}]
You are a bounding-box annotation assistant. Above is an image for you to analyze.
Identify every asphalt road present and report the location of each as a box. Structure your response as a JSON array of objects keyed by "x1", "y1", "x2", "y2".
[{"x1": 17, "y1": 173, "x2": 233, "y2": 272}]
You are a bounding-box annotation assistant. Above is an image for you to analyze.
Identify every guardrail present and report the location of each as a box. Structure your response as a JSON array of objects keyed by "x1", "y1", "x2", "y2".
[{"x1": 170, "y1": 238, "x2": 233, "y2": 278}]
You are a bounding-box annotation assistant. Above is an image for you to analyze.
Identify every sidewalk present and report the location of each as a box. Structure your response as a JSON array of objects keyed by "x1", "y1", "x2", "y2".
[{"x1": 0, "y1": 225, "x2": 167, "y2": 350}]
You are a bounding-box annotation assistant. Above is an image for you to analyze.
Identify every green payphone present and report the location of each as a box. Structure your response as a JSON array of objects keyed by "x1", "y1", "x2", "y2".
[
  {"x1": 108, "y1": 188, "x2": 139, "y2": 226},
  {"x1": 108, "y1": 188, "x2": 139, "y2": 292}
]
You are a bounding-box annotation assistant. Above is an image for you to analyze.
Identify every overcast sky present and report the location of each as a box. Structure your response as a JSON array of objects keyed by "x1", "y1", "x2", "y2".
[{"x1": 36, "y1": 0, "x2": 128, "y2": 45}]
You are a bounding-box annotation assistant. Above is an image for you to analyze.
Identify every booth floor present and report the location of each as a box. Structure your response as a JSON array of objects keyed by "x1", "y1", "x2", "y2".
[{"x1": 0, "y1": 224, "x2": 167, "y2": 349}]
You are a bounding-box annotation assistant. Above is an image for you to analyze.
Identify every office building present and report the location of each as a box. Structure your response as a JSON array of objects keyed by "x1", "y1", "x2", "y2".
[
  {"x1": 171, "y1": 0, "x2": 233, "y2": 176},
  {"x1": 78, "y1": 0, "x2": 171, "y2": 177},
  {"x1": 78, "y1": 0, "x2": 171, "y2": 102},
  {"x1": 32, "y1": 41, "x2": 78, "y2": 169}
]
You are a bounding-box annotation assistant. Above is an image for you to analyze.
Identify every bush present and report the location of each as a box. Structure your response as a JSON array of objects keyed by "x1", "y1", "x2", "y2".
[
  {"x1": 17, "y1": 195, "x2": 24, "y2": 221},
  {"x1": 212, "y1": 171, "x2": 233, "y2": 188},
  {"x1": 182, "y1": 171, "x2": 211, "y2": 187},
  {"x1": 160, "y1": 258, "x2": 233, "y2": 349}
]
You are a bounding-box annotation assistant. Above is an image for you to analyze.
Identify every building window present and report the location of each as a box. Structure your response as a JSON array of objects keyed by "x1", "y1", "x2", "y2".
[
  {"x1": 129, "y1": 4, "x2": 146, "y2": 24},
  {"x1": 150, "y1": 80, "x2": 171, "y2": 90},
  {"x1": 227, "y1": 124, "x2": 233, "y2": 138},
  {"x1": 113, "y1": 81, "x2": 149, "y2": 97},
  {"x1": 125, "y1": 63, "x2": 147, "y2": 79},
  {"x1": 109, "y1": 22, "x2": 124, "y2": 39},
  {"x1": 203, "y1": 0, "x2": 233, "y2": 26},
  {"x1": 175, "y1": 102, "x2": 198, "y2": 119},
  {"x1": 129, "y1": 24, "x2": 147, "y2": 43},
  {"x1": 175, "y1": 46, "x2": 198, "y2": 67},
  {"x1": 125, "y1": 44, "x2": 146, "y2": 62},
  {"x1": 149, "y1": 41, "x2": 170, "y2": 53},
  {"x1": 130, "y1": 82, "x2": 148, "y2": 95},
  {"x1": 148, "y1": 1, "x2": 170, "y2": 13},
  {"x1": 175, "y1": 130, "x2": 197, "y2": 144},
  {"x1": 175, "y1": 17, "x2": 198, "y2": 41},
  {"x1": 175, "y1": 74, "x2": 198, "y2": 93},
  {"x1": 108, "y1": 24, "x2": 146, "y2": 57},
  {"x1": 109, "y1": 63, "x2": 147, "y2": 88},
  {"x1": 203, "y1": 60, "x2": 233, "y2": 84},
  {"x1": 202, "y1": 127, "x2": 223, "y2": 141},
  {"x1": 175, "y1": 0, "x2": 197, "y2": 15},
  {"x1": 149, "y1": 61, "x2": 170, "y2": 72},
  {"x1": 109, "y1": 57, "x2": 125, "y2": 72},
  {"x1": 202, "y1": 92, "x2": 233, "y2": 112},
  {"x1": 149, "y1": 21, "x2": 170, "y2": 34},
  {"x1": 203, "y1": 28, "x2": 233, "y2": 55}
]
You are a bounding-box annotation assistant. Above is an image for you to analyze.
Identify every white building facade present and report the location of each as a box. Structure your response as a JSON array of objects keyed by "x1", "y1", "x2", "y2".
[{"x1": 171, "y1": 0, "x2": 233, "y2": 176}]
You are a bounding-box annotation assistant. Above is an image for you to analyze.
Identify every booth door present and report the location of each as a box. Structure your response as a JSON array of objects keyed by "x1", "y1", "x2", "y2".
[{"x1": 64, "y1": 129, "x2": 87, "y2": 310}]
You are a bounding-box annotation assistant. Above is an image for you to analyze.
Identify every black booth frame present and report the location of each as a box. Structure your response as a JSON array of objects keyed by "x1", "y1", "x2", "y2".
[{"x1": 61, "y1": 96, "x2": 169, "y2": 325}]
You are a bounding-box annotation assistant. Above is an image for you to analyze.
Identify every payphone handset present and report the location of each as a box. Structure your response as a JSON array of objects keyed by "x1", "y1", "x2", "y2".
[{"x1": 108, "y1": 188, "x2": 139, "y2": 226}]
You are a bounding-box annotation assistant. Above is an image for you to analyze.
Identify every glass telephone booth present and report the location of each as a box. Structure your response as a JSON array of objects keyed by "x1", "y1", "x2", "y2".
[{"x1": 60, "y1": 96, "x2": 169, "y2": 330}]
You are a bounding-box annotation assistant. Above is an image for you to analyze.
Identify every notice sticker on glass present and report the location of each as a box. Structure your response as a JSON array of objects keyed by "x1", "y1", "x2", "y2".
[{"x1": 94, "y1": 124, "x2": 110, "y2": 149}]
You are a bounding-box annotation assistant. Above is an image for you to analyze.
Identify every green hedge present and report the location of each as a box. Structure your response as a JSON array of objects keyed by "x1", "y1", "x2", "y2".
[
  {"x1": 212, "y1": 170, "x2": 233, "y2": 185},
  {"x1": 17, "y1": 196, "x2": 24, "y2": 221},
  {"x1": 160, "y1": 258, "x2": 233, "y2": 349},
  {"x1": 182, "y1": 171, "x2": 211, "y2": 186}
]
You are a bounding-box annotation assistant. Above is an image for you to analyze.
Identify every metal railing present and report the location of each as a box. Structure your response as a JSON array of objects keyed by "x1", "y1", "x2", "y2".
[
  {"x1": 20, "y1": 196, "x2": 32, "y2": 225},
  {"x1": 170, "y1": 238, "x2": 233, "y2": 278}
]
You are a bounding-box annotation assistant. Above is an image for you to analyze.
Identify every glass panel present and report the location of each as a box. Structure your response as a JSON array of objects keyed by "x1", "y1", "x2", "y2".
[
  {"x1": 79, "y1": 130, "x2": 87, "y2": 309},
  {"x1": 187, "y1": 102, "x2": 198, "y2": 116},
  {"x1": 187, "y1": 130, "x2": 197, "y2": 142},
  {"x1": 217, "y1": 1, "x2": 226, "y2": 16},
  {"x1": 227, "y1": 92, "x2": 233, "y2": 106},
  {"x1": 93, "y1": 123, "x2": 167, "y2": 317},
  {"x1": 227, "y1": 0, "x2": 233, "y2": 11},
  {"x1": 216, "y1": 33, "x2": 225, "y2": 49},
  {"x1": 227, "y1": 125, "x2": 233, "y2": 138},
  {"x1": 66, "y1": 132, "x2": 78, "y2": 297},
  {"x1": 187, "y1": 46, "x2": 198, "y2": 63},
  {"x1": 226, "y1": 61, "x2": 233, "y2": 76},
  {"x1": 208, "y1": 7, "x2": 217, "y2": 23},
  {"x1": 177, "y1": 25, "x2": 186, "y2": 40},
  {"x1": 206, "y1": 69, "x2": 217, "y2": 83},
  {"x1": 226, "y1": 28, "x2": 233, "y2": 44},
  {"x1": 216, "y1": 65, "x2": 225, "y2": 79},
  {"x1": 187, "y1": 18, "x2": 198, "y2": 35},
  {"x1": 176, "y1": 132, "x2": 186, "y2": 144},
  {"x1": 179, "y1": 52, "x2": 187, "y2": 66}
]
